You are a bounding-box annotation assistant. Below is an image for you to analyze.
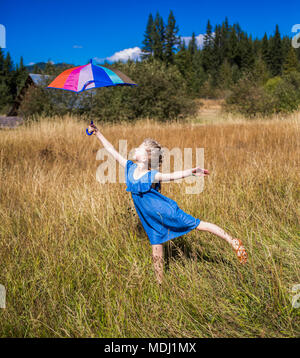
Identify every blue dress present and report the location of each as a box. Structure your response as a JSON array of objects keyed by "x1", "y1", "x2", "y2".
[{"x1": 125, "y1": 160, "x2": 201, "y2": 245}]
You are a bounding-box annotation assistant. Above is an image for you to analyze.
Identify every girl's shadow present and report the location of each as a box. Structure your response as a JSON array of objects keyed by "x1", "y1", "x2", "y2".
[{"x1": 164, "y1": 239, "x2": 232, "y2": 271}]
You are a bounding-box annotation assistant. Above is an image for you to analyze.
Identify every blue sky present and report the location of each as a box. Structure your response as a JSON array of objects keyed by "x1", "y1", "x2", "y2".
[{"x1": 0, "y1": 0, "x2": 299, "y2": 67}]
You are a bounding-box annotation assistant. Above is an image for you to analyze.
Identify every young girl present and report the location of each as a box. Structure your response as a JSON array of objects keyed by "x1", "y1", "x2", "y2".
[{"x1": 88, "y1": 123, "x2": 247, "y2": 285}]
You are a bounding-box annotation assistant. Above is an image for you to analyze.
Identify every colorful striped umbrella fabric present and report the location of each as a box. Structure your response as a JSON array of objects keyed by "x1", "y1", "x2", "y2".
[{"x1": 47, "y1": 60, "x2": 137, "y2": 93}]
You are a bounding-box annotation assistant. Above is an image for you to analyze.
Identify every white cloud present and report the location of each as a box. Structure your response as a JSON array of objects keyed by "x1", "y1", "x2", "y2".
[
  {"x1": 94, "y1": 46, "x2": 142, "y2": 64},
  {"x1": 27, "y1": 62, "x2": 35, "y2": 66},
  {"x1": 180, "y1": 32, "x2": 215, "y2": 49},
  {"x1": 93, "y1": 33, "x2": 215, "y2": 65}
]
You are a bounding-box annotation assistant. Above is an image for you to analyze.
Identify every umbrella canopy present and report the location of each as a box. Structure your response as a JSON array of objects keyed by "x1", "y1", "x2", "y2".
[{"x1": 47, "y1": 60, "x2": 137, "y2": 93}]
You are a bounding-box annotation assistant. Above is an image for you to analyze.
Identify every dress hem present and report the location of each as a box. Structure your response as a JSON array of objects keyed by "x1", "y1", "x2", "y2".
[{"x1": 149, "y1": 218, "x2": 201, "y2": 245}]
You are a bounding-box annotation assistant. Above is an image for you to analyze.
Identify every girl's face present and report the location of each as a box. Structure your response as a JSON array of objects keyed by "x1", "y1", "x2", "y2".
[{"x1": 133, "y1": 143, "x2": 148, "y2": 163}]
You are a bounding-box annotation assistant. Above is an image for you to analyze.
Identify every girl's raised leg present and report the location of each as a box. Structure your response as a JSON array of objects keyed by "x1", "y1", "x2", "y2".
[{"x1": 196, "y1": 221, "x2": 247, "y2": 264}]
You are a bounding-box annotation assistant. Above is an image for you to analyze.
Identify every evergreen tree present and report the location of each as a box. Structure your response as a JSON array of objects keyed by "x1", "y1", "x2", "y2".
[
  {"x1": 15, "y1": 56, "x2": 28, "y2": 96},
  {"x1": 244, "y1": 34, "x2": 255, "y2": 69},
  {"x1": 214, "y1": 25, "x2": 222, "y2": 63},
  {"x1": 237, "y1": 32, "x2": 255, "y2": 70},
  {"x1": 175, "y1": 36, "x2": 205, "y2": 97},
  {"x1": 0, "y1": 47, "x2": 4, "y2": 74},
  {"x1": 174, "y1": 37, "x2": 188, "y2": 75},
  {"x1": 211, "y1": 24, "x2": 222, "y2": 86},
  {"x1": 0, "y1": 47, "x2": 8, "y2": 111},
  {"x1": 234, "y1": 22, "x2": 242, "y2": 41},
  {"x1": 269, "y1": 24, "x2": 283, "y2": 76},
  {"x1": 152, "y1": 12, "x2": 165, "y2": 61},
  {"x1": 227, "y1": 26, "x2": 239, "y2": 66},
  {"x1": 253, "y1": 37, "x2": 261, "y2": 57},
  {"x1": 202, "y1": 20, "x2": 214, "y2": 73},
  {"x1": 45, "y1": 60, "x2": 55, "y2": 75},
  {"x1": 220, "y1": 18, "x2": 229, "y2": 62},
  {"x1": 0, "y1": 51, "x2": 14, "y2": 111},
  {"x1": 281, "y1": 35, "x2": 293, "y2": 65},
  {"x1": 217, "y1": 58, "x2": 233, "y2": 89},
  {"x1": 187, "y1": 32, "x2": 197, "y2": 56},
  {"x1": 141, "y1": 13, "x2": 154, "y2": 60},
  {"x1": 252, "y1": 53, "x2": 270, "y2": 84},
  {"x1": 283, "y1": 46, "x2": 300, "y2": 73},
  {"x1": 190, "y1": 50, "x2": 206, "y2": 96},
  {"x1": 33, "y1": 64, "x2": 41, "y2": 74},
  {"x1": 4, "y1": 52, "x2": 13, "y2": 74},
  {"x1": 261, "y1": 33, "x2": 272, "y2": 72},
  {"x1": 164, "y1": 10, "x2": 180, "y2": 65}
]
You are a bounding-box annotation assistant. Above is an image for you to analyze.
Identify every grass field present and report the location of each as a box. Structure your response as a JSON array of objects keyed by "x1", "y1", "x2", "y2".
[{"x1": 0, "y1": 111, "x2": 299, "y2": 337}]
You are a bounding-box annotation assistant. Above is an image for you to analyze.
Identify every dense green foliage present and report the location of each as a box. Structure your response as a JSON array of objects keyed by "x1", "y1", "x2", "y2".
[
  {"x1": 224, "y1": 70, "x2": 300, "y2": 117},
  {"x1": 1, "y1": 12, "x2": 300, "y2": 120}
]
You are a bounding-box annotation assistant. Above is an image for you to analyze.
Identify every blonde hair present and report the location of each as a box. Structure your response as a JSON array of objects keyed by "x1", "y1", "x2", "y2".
[{"x1": 142, "y1": 138, "x2": 164, "y2": 171}]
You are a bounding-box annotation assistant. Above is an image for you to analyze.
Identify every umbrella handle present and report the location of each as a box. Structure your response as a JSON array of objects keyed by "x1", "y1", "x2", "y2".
[{"x1": 86, "y1": 120, "x2": 94, "y2": 136}]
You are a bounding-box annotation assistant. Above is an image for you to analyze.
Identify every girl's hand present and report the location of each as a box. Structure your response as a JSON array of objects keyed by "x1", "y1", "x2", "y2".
[
  {"x1": 192, "y1": 167, "x2": 210, "y2": 177},
  {"x1": 88, "y1": 123, "x2": 99, "y2": 135}
]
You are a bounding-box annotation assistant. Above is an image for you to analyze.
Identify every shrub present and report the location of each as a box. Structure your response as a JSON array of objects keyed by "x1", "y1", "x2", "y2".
[
  {"x1": 224, "y1": 70, "x2": 300, "y2": 118},
  {"x1": 223, "y1": 72, "x2": 276, "y2": 118},
  {"x1": 264, "y1": 72, "x2": 300, "y2": 114},
  {"x1": 264, "y1": 76, "x2": 283, "y2": 94}
]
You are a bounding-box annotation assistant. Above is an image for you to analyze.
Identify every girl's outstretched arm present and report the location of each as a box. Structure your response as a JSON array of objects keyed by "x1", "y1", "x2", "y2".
[
  {"x1": 89, "y1": 123, "x2": 128, "y2": 167},
  {"x1": 154, "y1": 167, "x2": 209, "y2": 183}
]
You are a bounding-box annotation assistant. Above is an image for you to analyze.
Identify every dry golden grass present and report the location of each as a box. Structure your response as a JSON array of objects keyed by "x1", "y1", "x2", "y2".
[{"x1": 0, "y1": 113, "x2": 299, "y2": 337}]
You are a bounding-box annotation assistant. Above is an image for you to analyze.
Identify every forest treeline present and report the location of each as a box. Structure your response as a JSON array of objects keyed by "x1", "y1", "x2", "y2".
[{"x1": 1, "y1": 12, "x2": 300, "y2": 120}]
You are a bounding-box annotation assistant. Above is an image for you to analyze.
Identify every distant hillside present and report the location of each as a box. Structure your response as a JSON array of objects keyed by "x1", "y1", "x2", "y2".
[{"x1": 25, "y1": 62, "x2": 75, "y2": 72}]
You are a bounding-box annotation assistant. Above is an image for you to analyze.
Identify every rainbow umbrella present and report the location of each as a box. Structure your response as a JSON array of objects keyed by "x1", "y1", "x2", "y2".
[
  {"x1": 46, "y1": 59, "x2": 137, "y2": 135},
  {"x1": 47, "y1": 59, "x2": 137, "y2": 93}
]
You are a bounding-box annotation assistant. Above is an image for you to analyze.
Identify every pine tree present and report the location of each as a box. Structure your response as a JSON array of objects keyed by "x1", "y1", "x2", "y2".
[
  {"x1": 164, "y1": 10, "x2": 180, "y2": 65},
  {"x1": 253, "y1": 37, "x2": 261, "y2": 57},
  {"x1": 0, "y1": 47, "x2": 8, "y2": 111},
  {"x1": 174, "y1": 37, "x2": 189, "y2": 75},
  {"x1": 190, "y1": 50, "x2": 206, "y2": 96},
  {"x1": 16, "y1": 56, "x2": 28, "y2": 96},
  {"x1": 0, "y1": 46, "x2": 4, "y2": 74},
  {"x1": 187, "y1": 32, "x2": 197, "y2": 56},
  {"x1": 237, "y1": 32, "x2": 255, "y2": 70},
  {"x1": 33, "y1": 64, "x2": 41, "y2": 74},
  {"x1": 269, "y1": 24, "x2": 283, "y2": 76},
  {"x1": 202, "y1": 20, "x2": 214, "y2": 73},
  {"x1": 3, "y1": 52, "x2": 13, "y2": 74},
  {"x1": 244, "y1": 34, "x2": 255, "y2": 69},
  {"x1": 0, "y1": 51, "x2": 14, "y2": 110},
  {"x1": 211, "y1": 25, "x2": 222, "y2": 86},
  {"x1": 213, "y1": 25, "x2": 222, "y2": 68},
  {"x1": 234, "y1": 22, "x2": 242, "y2": 41},
  {"x1": 45, "y1": 60, "x2": 55, "y2": 75},
  {"x1": 220, "y1": 18, "x2": 229, "y2": 62},
  {"x1": 19, "y1": 56, "x2": 25, "y2": 71},
  {"x1": 283, "y1": 46, "x2": 300, "y2": 73},
  {"x1": 152, "y1": 12, "x2": 165, "y2": 61},
  {"x1": 217, "y1": 58, "x2": 233, "y2": 89},
  {"x1": 227, "y1": 26, "x2": 239, "y2": 66},
  {"x1": 261, "y1": 33, "x2": 271, "y2": 72},
  {"x1": 141, "y1": 13, "x2": 154, "y2": 60},
  {"x1": 281, "y1": 35, "x2": 293, "y2": 66},
  {"x1": 252, "y1": 53, "x2": 270, "y2": 84}
]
